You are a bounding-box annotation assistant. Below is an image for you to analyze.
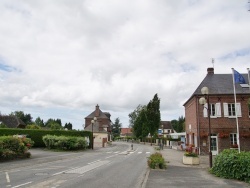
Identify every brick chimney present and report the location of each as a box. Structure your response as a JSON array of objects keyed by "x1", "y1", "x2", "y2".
[
  {"x1": 95, "y1": 104, "x2": 100, "y2": 117},
  {"x1": 207, "y1": 67, "x2": 214, "y2": 75}
]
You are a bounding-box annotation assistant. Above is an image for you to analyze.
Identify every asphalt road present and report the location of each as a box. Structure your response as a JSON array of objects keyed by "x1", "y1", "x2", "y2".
[{"x1": 0, "y1": 142, "x2": 154, "y2": 188}]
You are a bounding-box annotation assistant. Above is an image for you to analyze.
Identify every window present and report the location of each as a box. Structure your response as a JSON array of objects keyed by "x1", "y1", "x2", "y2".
[
  {"x1": 230, "y1": 133, "x2": 237, "y2": 145},
  {"x1": 203, "y1": 103, "x2": 221, "y2": 118},
  {"x1": 228, "y1": 104, "x2": 236, "y2": 116},
  {"x1": 223, "y1": 103, "x2": 242, "y2": 117},
  {"x1": 210, "y1": 104, "x2": 216, "y2": 116}
]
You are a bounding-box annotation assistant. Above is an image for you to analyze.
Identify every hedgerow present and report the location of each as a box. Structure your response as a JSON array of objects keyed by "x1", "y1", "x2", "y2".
[
  {"x1": 42, "y1": 135, "x2": 88, "y2": 150},
  {"x1": 0, "y1": 128, "x2": 91, "y2": 147},
  {"x1": 210, "y1": 149, "x2": 250, "y2": 183}
]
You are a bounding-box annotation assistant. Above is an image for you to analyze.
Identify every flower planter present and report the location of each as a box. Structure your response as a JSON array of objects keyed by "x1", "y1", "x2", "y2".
[{"x1": 183, "y1": 155, "x2": 200, "y2": 165}]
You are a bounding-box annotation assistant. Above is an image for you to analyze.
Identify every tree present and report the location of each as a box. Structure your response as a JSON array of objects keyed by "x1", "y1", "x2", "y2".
[
  {"x1": 35, "y1": 117, "x2": 45, "y2": 127},
  {"x1": 10, "y1": 111, "x2": 33, "y2": 125},
  {"x1": 45, "y1": 118, "x2": 63, "y2": 130},
  {"x1": 146, "y1": 94, "x2": 161, "y2": 145},
  {"x1": 112, "y1": 118, "x2": 122, "y2": 138},
  {"x1": 64, "y1": 122, "x2": 73, "y2": 130},
  {"x1": 171, "y1": 116, "x2": 185, "y2": 132},
  {"x1": 129, "y1": 105, "x2": 146, "y2": 138}
]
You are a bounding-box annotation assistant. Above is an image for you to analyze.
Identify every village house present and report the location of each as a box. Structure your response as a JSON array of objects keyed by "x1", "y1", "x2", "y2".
[
  {"x1": 120, "y1": 128, "x2": 132, "y2": 138},
  {"x1": 159, "y1": 121, "x2": 174, "y2": 137},
  {"x1": 84, "y1": 104, "x2": 112, "y2": 147},
  {"x1": 0, "y1": 115, "x2": 26, "y2": 128},
  {"x1": 184, "y1": 68, "x2": 250, "y2": 155}
]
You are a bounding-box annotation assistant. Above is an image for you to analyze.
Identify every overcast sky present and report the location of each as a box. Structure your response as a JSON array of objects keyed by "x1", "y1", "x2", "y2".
[{"x1": 0, "y1": 0, "x2": 250, "y2": 130}]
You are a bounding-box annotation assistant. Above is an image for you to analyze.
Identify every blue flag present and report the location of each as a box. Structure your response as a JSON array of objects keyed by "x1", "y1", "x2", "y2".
[{"x1": 234, "y1": 70, "x2": 246, "y2": 84}]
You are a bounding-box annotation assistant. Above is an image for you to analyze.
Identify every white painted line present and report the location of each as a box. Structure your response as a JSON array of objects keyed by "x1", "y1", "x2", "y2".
[
  {"x1": 146, "y1": 152, "x2": 151, "y2": 154},
  {"x1": 52, "y1": 166, "x2": 79, "y2": 176},
  {"x1": 105, "y1": 155, "x2": 116, "y2": 159},
  {"x1": 88, "y1": 160, "x2": 100, "y2": 165},
  {"x1": 114, "y1": 151, "x2": 119, "y2": 153},
  {"x1": 138, "y1": 152, "x2": 142, "y2": 154},
  {"x1": 12, "y1": 181, "x2": 32, "y2": 188},
  {"x1": 5, "y1": 172, "x2": 10, "y2": 183}
]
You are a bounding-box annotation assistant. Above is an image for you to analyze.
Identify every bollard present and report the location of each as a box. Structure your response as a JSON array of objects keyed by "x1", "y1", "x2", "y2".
[{"x1": 131, "y1": 144, "x2": 133, "y2": 150}]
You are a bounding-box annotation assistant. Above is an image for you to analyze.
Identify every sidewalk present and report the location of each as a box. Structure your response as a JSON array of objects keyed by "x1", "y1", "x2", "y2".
[{"x1": 145, "y1": 148, "x2": 250, "y2": 188}]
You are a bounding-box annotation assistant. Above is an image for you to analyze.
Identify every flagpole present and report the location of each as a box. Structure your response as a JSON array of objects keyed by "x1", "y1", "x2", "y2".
[{"x1": 231, "y1": 68, "x2": 240, "y2": 153}]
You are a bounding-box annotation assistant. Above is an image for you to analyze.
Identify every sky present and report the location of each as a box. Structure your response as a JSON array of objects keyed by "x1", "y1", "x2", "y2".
[{"x1": 0, "y1": 0, "x2": 250, "y2": 130}]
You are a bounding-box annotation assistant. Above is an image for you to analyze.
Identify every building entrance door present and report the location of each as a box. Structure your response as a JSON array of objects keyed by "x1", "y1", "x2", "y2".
[{"x1": 211, "y1": 135, "x2": 218, "y2": 155}]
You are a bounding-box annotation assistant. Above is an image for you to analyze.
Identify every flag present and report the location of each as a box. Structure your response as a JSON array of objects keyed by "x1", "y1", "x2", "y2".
[{"x1": 234, "y1": 70, "x2": 246, "y2": 84}]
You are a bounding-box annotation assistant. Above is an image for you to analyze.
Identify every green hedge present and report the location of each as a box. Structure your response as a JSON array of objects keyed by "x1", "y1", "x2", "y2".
[
  {"x1": 43, "y1": 135, "x2": 88, "y2": 150},
  {"x1": 211, "y1": 149, "x2": 250, "y2": 183},
  {"x1": 0, "y1": 128, "x2": 92, "y2": 147}
]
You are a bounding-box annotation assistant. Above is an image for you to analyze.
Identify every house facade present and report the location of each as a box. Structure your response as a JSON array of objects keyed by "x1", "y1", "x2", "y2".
[
  {"x1": 184, "y1": 68, "x2": 250, "y2": 155},
  {"x1": 158, "y1": 121, "x2": 174, "y2": 137},
  {"x1": 84, "y1": 104, "x2": 112, "y2": 147}
]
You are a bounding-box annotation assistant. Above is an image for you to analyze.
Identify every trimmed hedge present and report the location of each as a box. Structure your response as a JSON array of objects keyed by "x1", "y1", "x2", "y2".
[
  {"x1": 0, "y1": 128, "x2": 92, "y2": 147},
  {"x1": 43, "y1": 135, "x2": 88, "y2": 150},
  {"x1": 211, "y1": 149, "x2": 250, "y2": 183}
]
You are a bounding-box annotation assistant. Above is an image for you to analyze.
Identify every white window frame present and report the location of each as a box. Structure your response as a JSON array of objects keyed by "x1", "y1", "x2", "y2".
[
  {"x1": 223, "y1": 103, "x2": 242, "y2": 118},
  {"x1": 203, "y1": 103, "x2": 221, "y2": 118},
  {"x1": 230, "y1": 133, "x2": 237, "y2": 145}
]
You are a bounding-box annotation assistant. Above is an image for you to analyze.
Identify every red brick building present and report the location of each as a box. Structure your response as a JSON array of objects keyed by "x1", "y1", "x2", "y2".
[
  {"x1": 184, "y1": 68, "x2": 250, "y2": 155},
  {"x1": 84, "y1": 104, "x2": 112, "y2": 145}
]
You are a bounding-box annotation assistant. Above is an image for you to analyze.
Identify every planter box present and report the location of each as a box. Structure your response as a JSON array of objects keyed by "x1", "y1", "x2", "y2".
[{"x1": 183, "y1": 155, "x2": 200, "y2": 165}]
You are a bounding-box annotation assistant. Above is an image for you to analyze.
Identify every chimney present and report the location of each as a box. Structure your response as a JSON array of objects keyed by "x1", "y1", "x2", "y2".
[
  {"x1": 95, "y1": 104, "x2": 100, "y2": 117},
  {"x1": 207, "y1": 67, "x2": 214, "y2": 75}
]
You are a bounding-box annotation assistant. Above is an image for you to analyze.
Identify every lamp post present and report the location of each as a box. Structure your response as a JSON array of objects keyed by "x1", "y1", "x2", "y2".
[
  {"x1": 91, "y1": 117, "x2": 97, "y2": 150},
  {"x1": 199, "y1": 86, "x2": 212, "y2": 168}
]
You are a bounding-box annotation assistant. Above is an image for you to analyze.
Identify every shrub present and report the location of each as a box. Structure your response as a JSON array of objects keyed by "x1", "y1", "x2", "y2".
[
  {"x1": 211, "y1": 149, "x2": 250, "y2": 183},
  {"x1": 0, "y1": 136, "x2": 34, "y2": 160},
  {"x1": 42, "y1": 135, "x2": 88, "y2": 150},
  {"x1": 147, "y1": 152, "x2": 166, "y2": 169}
]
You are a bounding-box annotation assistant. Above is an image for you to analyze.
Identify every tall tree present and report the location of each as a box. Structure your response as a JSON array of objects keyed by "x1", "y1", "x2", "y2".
[
  {"x1": 146, "y1": 94, "x2": 161, "y2": 145},
  {"x1": 35, "y1": 117, "x2": 45, "y2": 127},
  {"x1": 64, "y1": 122, "x2": 73, "y2": 130},
  {"x1": 10, "y1": 111, "x2": 33, "y2": 125},
  {"x1": 128, "y1": 105, "x2": 144, "y2": 128},
  {"x1": 112, "y1": 118, "x2": 122, "y2": 138},
  {"x1": 171, "y1": 116, "x2": 185, "y2": 132},
  {"x1": 129, "y1": 105, "x2": 146, "y2": 137},
  {"x1": 45, "y1": 118, "x2": 62, "y2": 130}
]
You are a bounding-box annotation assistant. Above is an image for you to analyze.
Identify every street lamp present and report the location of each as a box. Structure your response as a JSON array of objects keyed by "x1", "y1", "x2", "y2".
[
  {"x1": 91, "y1": 117, "x2": 97, "y2": 150},
  {"x1": 199, "y1": 86, "x2": 212, "y2": 168}
]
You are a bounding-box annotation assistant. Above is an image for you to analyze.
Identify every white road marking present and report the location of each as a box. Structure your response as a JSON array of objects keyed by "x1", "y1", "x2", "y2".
[
  {"x1": 12, "y1": 181, "x2": 32, "y2": 188},
  {"x1": 88, "y1": 160, "x2": 100, "y2": 165},
  {"x1": 5, "y1": 172, "x2": 10, "y2": 183},
  {"x1": 146, "y1": 152, "x2": 151, "y2": 154},
  {"x1": 138, "y1": 152, "x2": 142, "y2": 154},
  {"x1": 66, "y1": 160, "x2": 110, "y2": 174}
]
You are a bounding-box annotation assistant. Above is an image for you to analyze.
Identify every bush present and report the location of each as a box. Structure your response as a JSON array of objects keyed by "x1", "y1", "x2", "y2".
[
  {"x1": 0, "y1": 128, "x2": 91, "y2": 147},
  {"x1": 0, "y1": 136, "x2": 34, "y2": 160},
  {"x1": 211, "y1": 149, "x2": 250, "y2": 183},
  {"x1": 43, "y1": 135, "x2": 88, "y2": 150},
  {"x1": 147, "y1": 152, "x2": 166, "y2": 169}
]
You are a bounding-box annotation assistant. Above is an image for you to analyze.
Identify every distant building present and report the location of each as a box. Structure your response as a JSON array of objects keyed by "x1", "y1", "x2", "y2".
[
  {"x1": 120, "y1": 128, "x2": 132, "y2": 137},
  {"x1": 0, "y1": 115, "x2": 26, "y2": 128},
  {"x1": 159, "y1": 121, "x2": 174, "y2": 137},
  {"x1": 84, "y1": 104, "x2": 112, "y2": 147}
]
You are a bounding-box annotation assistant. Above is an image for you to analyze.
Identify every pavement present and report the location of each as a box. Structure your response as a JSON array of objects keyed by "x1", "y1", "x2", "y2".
[{"x1": 144, "y1": 147, "x2": 250, "y2": 188}]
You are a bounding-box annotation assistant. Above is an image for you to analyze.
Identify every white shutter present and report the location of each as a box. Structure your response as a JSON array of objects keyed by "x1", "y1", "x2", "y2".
[
  {"x1": 215, "y1": 103, "x2": 221, "y2": 117},
  {"x1": 236, "y1": 103, "x2": 242, "y2": 117},
  {"x1": 223, "y1": 103, "x2": 228, "y2": 117},
  {"x1": 203, "y1": 103, "x2": 208, "y2": 117}
]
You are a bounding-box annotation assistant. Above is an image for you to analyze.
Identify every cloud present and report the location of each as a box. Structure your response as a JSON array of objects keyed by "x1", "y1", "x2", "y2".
[{"x1": 0, "y1": 0, "x2": 250, "y2": 129}]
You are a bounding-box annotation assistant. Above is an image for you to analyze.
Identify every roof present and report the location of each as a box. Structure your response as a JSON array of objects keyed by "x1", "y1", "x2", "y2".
[
  {"x1": 184, "y1": 69, "x2": 250, "y2": 106},
  {"x1": 160, "y1": 121, "x2": 173, "y2": 129},
  {"x1": 84, "y1": 122, "x2": 108, "y2": 133},
  {"x1": 121, "y1": 128, "x2": 132, "y2": 134},
  {"x1": 0, "y1": 115, "x2": 26, "y2": 128},
  {"x1": 85, "y1": 105, "x2": 110, "y2": 120}
]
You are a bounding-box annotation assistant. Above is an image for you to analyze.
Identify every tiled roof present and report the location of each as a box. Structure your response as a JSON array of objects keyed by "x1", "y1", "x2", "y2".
[
  {"x1": 184, "y1": 70, "x2": 249, "y2": 105},
  {"x1": 160, "y1": 121, "x2": 173, "y2": 129},
  {"x1": 121, "y1": 128, "x2": 132, "y2": 134},
  {"x1": 0, "y1": 115, "x2": 26, "y2": 128}
]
